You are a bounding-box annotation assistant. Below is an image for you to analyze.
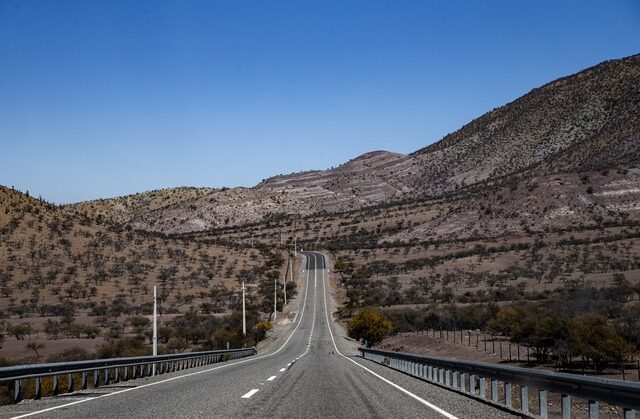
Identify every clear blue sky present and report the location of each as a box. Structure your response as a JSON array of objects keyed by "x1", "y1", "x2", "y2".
[{"x1": 1, "y1": 1, "x2": 639, "y2": 203}]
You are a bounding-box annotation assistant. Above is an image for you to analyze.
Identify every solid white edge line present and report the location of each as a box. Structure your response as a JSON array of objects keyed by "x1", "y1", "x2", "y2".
[
  {"x1": 318, "y1": 252, "x2": 459, "y2": 419},
  {"x1": 241, "y1": 389, "x2": 259, "y2": 399},
  {"x1": 12, "y1": 255, "x2": 314, "y2": 419}
]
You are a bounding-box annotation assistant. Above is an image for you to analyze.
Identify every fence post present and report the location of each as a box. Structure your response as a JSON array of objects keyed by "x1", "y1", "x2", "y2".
[
  {"x1": 35, "y1": 377, "x2": 42, "y2": 399},
  {"x1": 588, "y1": 400, "x2": 598, "y2": 419},
  {"x1": 504, "y1": 382, "x2": 512, "y2": 408},
  {"x1": 539, "y1": 389, "x2": 548, "y2": 419},
  {"x1": 14, "y1": 380, "x2": 22, "y2": 403},
  {"x1": 491, "y1": 379, "x2": 498, "y2": 401},
  {"x1": 561, "y1": 394, "x2": 571, "y2": 419},
  {"x1": 52, "y1": 375, "x2": 59, "y2": 396},
  {"x1": 520, "y1": 385, "x2": 529, "y2": 414}
]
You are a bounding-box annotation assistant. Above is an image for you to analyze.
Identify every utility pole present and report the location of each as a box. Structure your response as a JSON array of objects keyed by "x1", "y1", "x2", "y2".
[
  {"x1": 273, "y1": 274, "x2": 277, "y2": 322},
  {"x1": 242, "y1": 281, "x2": 246, "y2": 336},
  {"x1": 289, "y1": 255, "x2": 294, "y2": 284},
  {"x1": 283, "y1": 258, "x2": 288, "y2": 305},
  {"x1": 152, "y1": 286, "x2": 157, "y2": 375},
  {"x1": 293, "y1": 218, "x2": 297, "y2": 258}
]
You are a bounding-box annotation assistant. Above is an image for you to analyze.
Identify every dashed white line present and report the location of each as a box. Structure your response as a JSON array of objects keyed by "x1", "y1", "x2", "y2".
[
  {"x1": 279, "y1": 368, "x2": 286, "y2": 372},
  {"x1": 13, "y1": 255, "x2": 315, "y2": 419},
  {"x1": 242, "y1": 389, "x2": 259, "y2": 399},
  {"x1": 267, "y1": 376, "x2": 277, "y2": 381}
]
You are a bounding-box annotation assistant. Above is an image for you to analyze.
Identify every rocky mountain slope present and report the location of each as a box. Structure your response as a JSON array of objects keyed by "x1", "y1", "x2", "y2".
[{"x1": 71, "y1": 53, "x2": 640, "y2": 235}]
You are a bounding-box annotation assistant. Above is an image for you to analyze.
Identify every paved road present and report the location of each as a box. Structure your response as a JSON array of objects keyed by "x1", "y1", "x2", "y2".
[{"x1": 1, "y1": 252, "x2": 517, "y2": 418}]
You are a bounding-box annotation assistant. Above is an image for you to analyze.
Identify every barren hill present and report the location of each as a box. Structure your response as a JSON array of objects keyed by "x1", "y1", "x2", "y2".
[
  {"x1": 106, "y1": 53, "x2": 640, "y2": 235},
  {"x1": 69, "y1": 187, "x2": 215, "y2": 225},
  {"x1": 0, "y1": 185, "x2": 268, "y2": 318},
  {"x1": 411, "y1": 54, "x2": 640, "y2": 195}
]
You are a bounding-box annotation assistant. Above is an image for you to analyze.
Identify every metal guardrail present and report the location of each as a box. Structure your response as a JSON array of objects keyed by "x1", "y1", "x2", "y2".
[
  {"x1": 1, "y1": 347, "x2": 256, "y2": 403},
  {"x1": 359, "y1": 347, "x2": 639, "y2": 419}
]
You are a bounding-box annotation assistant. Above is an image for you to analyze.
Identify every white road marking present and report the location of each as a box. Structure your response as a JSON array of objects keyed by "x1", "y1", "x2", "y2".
[
  {"x1": 279, "y1": 368, "x2": 286, "y2": 372},
  {"x1": 242, "y1": 389, "x2": 259, "y2": 399},
  {"x1": 318, "y1": 252, "x2": 459, "y2": 419},
  {"x1": 12, "y1": 255, "x2": 315, "y2": 419},
  {"x1": 267, "y1": 376, "x2": 277, "y2": 381}
]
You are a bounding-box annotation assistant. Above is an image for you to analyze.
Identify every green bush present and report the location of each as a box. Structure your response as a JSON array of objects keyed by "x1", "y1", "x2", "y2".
[{"x1": 347, "y1": 307, "x2": 393, "y2": 347}]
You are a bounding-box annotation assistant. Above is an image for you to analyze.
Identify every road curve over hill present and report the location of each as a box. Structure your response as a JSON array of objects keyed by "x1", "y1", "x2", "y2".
[{"x1": 1, "y1": 252, "x2": 516, "y2": 419}]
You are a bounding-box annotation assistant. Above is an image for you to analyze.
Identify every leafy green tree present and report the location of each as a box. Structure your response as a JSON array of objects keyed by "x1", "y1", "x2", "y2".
[
  {"x1": 569, "y1": 315, "x2": 632, "y2": 372},
  {"x1": 347, "y1": 307, "x2": 393, "y2": 347}
]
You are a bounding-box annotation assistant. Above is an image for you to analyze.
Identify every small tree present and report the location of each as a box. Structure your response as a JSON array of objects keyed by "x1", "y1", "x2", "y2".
[
  {"x1": 255, "y1": 321, "x2": 272, "y2": 342},
  {"x1": 347, "y1": 307, "x2": 393, "y2": 347},
  {"x1": 26, "y1": 342, "x2": 44, "y2": 360}
]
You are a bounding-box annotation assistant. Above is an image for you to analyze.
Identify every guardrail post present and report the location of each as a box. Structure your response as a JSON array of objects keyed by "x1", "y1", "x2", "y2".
[
  {"x1": 14, "y1": 380, "x2": 22, "y2": 403},
  {"x1": 504, "y1": 382, "x2": 512, "y2": 408},
  {"x1": 491, "y1": 379, "x2": 498, "y2": 401},
  {"x1": 123, "y1": 366, "x2": 129, "y2": 381},
  {"x1": 520, "y1": 385, "x2": 528, "y2": 413},
  {"x1": 67, "y1": 373, "x2": 74, "y2": 393},
  {"x1": 445, "y1": 370, "x2": 451, "y2": 387},
  {"x1": 588, "y1": 400, "x2": 598, "y2": 419},
  {"x1": 104, "y1": 369, "x2": 110, "y2": 385},
  {"x1": 479, "y1": 377, "x2": 486, "y2": 398},
  {"x1": 460, "y1": 372, "x2": 466, "y2": 392},
  {"x1": 470, "y1": 374, "x2": 477, "y2": 395},
  {"x1": 82, "y1": 371, "x2": 88, "y2": 389},
  {"x1": 539, "y1": 389, "x2": 548, "y2": 418},
  {"x1": 623, "y1": 408, "x2": 634, "y2": 419},
  {"x1": 561, "y1": 394, "x2": 571, "y2": 419},
  {"x1": 114, "y1": 367, "x2": 120, "y2": 383},
  {"x1": 35, "y1": 377, "x2": 42, "y2": 399},
  {"x1": 52, "y1": 374, "x2": 59, "y2": 396},
  {"x1": 452, "y1": 371, "x2": 458, "y2": 388},
  {"x1": 94, "y1": 369, "x2": 100, "y2": 387}
]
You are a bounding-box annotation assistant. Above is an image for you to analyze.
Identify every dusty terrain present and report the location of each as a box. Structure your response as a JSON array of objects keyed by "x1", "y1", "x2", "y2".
[{"x1": 3, "y1": 53, "x2": 640, "y2": 363}]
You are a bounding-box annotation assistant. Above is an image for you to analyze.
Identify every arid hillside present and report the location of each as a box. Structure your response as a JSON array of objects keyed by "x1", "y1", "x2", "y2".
[
  {"x1": 70, "y1": 187, "x2": 215, "y2": 225},
  {"x1": 412, "y1": 53, "x2": 640, "y2": 195},
  {"x1": 0, "y1": 186, "x2": 288, "y2": 363},
  {"x1": 86, "y1": 54, "x2": 640, "y2": 235}
]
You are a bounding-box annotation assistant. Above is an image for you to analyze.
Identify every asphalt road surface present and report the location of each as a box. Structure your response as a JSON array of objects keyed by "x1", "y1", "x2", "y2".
[{"x1": 1, "y1": 252, "x2": 517, "y2": 419}]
